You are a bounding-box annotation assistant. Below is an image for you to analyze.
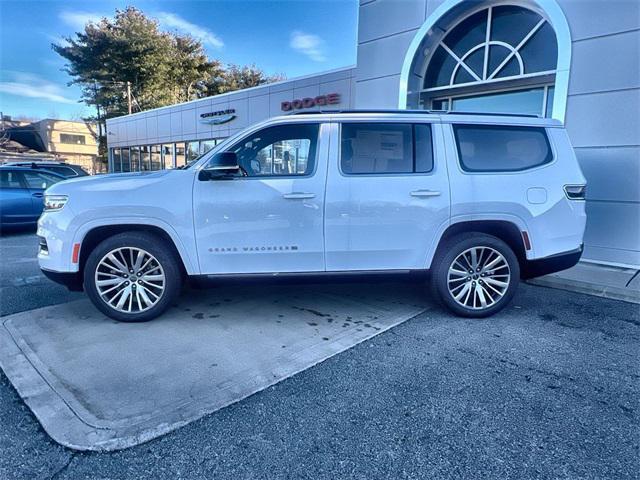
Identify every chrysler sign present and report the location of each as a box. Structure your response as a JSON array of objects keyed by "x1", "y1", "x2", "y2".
[
  {"x1": 281, "y1": 93, "x2": 341, "y2": 112},
  {"x1": 200, "y1": 108, "x2": 236, "y2": 125}
]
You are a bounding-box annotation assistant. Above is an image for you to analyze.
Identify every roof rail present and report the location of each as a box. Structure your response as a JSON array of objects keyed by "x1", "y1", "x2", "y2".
[{"x1": 290, "y1": 109, "x2": 540, "y2": 118}]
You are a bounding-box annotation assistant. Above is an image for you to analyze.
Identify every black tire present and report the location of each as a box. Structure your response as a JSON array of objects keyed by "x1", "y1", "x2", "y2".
[
  {"x1": 430, "y1": 233, "x2": 520, "y2": 318},
  {"x1": 83, "y1": 231, "x2": 182, "y2": 322}
]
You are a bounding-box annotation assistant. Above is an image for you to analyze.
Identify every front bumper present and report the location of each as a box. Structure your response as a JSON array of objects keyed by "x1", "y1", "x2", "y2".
[
  {"x1": 37, "y1": 209, "x2": 79, "y2": 274},
  {"x1": 41, "y1": 268, "x2": 84, "y2": 291},
  {"x1": 522, "y1": 244, "x2": 583, "y2": 279}
]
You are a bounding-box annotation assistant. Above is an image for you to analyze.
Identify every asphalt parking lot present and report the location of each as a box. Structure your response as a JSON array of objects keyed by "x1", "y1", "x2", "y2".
[{"x1": 1, "y1": 230, "x2": 639, "y2": 479}]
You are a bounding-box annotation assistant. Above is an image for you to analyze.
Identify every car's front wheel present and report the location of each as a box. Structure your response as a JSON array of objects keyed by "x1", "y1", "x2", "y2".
[
  {"x1": 431, "y1": 233, "x2": 520, "y2": 317},
  {"x1": 84, "y1": 232, "x2": 182, "y2": 322}
]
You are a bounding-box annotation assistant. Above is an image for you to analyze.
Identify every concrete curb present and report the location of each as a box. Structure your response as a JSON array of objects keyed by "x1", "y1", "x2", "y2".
[{"x1": 526, "y1": 276, "x2": 640, "y2": 305}]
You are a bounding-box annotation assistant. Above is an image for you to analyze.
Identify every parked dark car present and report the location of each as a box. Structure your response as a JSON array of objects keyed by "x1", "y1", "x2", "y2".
[
  {"x1": 0, "y1": 167, "x2": 66, "y2": 229},
  {"x1": 3, "y1": 161, "x2": 88, "y2": 178}
]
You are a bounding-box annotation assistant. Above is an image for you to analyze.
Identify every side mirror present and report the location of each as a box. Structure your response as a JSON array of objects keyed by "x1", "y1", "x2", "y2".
[{"x1": 198, "y1": 151, "x2": 239, "y2": 181}]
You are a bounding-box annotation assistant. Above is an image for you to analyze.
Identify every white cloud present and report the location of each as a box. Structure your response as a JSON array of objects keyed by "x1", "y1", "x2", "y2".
[
  {"x1": 59, "y1": 11, "x2": 105, "y2": 30},
  {"x1": 157, "y1": 12, "x2": 224, "y2": 48},
  {"x1": 0, "y1": 72, "x2": 77, "y2": 104},
  {"x1": 57, "y1": 10, "x2": 224, "y2": 49},
  {"x1": 290, "y1": 30, "x2": 326, "y2": 62},
  {"x1": 46, "y1": 33, "x2": 71, "y2": 47}
]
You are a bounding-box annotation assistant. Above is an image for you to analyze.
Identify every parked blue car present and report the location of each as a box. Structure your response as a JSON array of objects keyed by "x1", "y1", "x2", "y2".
[{"x1": 0, "y1": 167, "x2": 66, "y2": 229}]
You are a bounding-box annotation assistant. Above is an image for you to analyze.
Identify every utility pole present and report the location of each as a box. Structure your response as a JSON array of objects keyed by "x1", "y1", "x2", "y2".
[
  {"x1": 126, "y1": 81, "x2": 132, "y2": 115},
  {"x1": 92, "y1": 81, "x2": 102, "y2": 138},
  {"x1": 92, "y1": 81, "x2": 105, "y2": 174}
]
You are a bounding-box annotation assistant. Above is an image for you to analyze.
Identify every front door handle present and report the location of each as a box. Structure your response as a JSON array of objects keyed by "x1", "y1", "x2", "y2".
[
  {"x1": 283, "y1": 192, "x2": 316, "y2": 200},
  {"x1": 410, "y1": 190, "x2": 441, "y2": 198},
  {"x1": 32, "y1": 192, "x2": 44, "y2": 198}
]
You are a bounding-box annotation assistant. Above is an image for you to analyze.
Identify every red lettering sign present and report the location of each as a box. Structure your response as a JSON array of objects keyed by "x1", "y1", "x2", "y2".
[
  {"x1": 326, "y1": 93, "x2": 340, "y2": 105},
  {"x1": 281, "y1": 93, "x2": 341, "y2": 112}
]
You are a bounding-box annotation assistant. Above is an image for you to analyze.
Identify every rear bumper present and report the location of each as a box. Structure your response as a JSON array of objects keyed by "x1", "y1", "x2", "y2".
[
  {"x1": 522, "y1": 244, "x2": 583, "y2": 279},
  {"x1": 41, "y1": 268, "x2": 83, "y2": 292}
]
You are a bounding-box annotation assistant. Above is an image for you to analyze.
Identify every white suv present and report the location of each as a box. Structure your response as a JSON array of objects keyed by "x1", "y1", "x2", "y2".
[{"x1": 38, "y1": 111, "x2": 586, "y2": 322}]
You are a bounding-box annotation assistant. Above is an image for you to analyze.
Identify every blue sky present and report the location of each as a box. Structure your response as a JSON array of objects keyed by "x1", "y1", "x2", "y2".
[{"x1": 0, "y1": 0, "x2": 358, "y2": 120}]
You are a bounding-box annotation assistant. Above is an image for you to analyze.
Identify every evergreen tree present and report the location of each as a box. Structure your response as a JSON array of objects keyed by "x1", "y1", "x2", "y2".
[{"x1": 52, "y1": 7, "x2": 282, "y2": 118}]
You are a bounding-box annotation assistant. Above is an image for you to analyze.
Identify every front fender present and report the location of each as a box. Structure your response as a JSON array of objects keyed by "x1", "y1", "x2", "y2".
[{"x1": 71, "y1": 217, "x2": 198, "y2": 275}]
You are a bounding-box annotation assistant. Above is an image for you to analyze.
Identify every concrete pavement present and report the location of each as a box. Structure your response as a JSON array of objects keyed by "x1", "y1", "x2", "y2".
[{"x1": 1, "y1": 283, "x2": 427, "y2": 451}]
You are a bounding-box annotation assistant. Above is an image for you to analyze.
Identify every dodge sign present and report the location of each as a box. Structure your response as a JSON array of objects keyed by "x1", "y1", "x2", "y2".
[{"x1": 281, "y1": 93, "x2": 341, "y2": 112}]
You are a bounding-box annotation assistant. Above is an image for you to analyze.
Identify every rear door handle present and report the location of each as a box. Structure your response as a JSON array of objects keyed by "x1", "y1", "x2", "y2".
[
  {"x1": 32, "y1": 192, "x2": 44, "y2": 198},
  {"x1": 410, "y1": 190, "x2": 441, "y2": 198},
  {"x1": 283, "y1": 192, "x2": 316, "y2": 200}
]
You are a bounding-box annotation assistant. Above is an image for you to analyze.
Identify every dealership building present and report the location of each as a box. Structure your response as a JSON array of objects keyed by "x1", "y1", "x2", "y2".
[{"x1": 106, "y1": 0, "x2": 639, "y2": 268}]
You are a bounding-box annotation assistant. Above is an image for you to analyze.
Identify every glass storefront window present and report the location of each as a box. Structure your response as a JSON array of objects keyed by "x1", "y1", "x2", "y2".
[
  {"x1": 415, "y1": 5, "x2": 558, "y2": 118},
  {"x1": 109, "y1": 139, "x2": 227, "y2": 172},
  {"x1": 429, "y1": 85, "x2": 553, "y2": 117},
  {"x1": 450, "y1": 88, "x2": 545, "y2": 116},
  {"x1": 112, "y1": 148, "x2": 122, "y2": 172},
  {"x1": 150, "y1": 145, "x2": 162, "y2": 170},
  {"x1": 121, "y1": 147, "x2": 131, "y2": 172},
  {"x1": 431, "y1": 98, "x2": 449, "y2": 111},
  {"x1": 140, "y1": 145, "x2": 151, "y2": 171},
  {"x1": 130, "y1": 146, "x2": 140, "y2": 172},
  {"x1": 175, "y1": 143, "x2": 186, "y2": 168},
  {"x1": 162, "y1": 144, "x2": 175, "y2": 169},
  {"x1": 545, "y1": 86, "x2": 555, "y2": 118},
  {"x1": 423, "y1": 6, "x2": 556, "y2": 90},
  {"x1": 186, "y1": 141, "x2": 200, "y2": 164},
  {"x1": 200, "y1": 139, "x2": 216, "y2": 155}
]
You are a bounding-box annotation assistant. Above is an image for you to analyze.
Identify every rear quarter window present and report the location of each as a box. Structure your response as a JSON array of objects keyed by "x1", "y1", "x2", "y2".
[{"x1": 453, "y1": 124, "x2": 552, "y2": 172}]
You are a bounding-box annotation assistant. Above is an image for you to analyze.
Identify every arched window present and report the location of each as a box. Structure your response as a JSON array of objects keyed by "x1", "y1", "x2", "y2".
[{"x1": 414, "y1": 5, "x2": 558, "y2": 117}]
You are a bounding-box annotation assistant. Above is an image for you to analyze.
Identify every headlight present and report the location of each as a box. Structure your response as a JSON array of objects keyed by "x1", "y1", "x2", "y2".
[{"x1": 44, "y1": 194, "x2": 68, "y2": 211}]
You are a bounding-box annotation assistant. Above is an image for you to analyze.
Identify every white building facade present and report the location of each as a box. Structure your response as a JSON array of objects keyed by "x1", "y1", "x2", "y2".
[{"x1": 106, "y1": 0, "x2": 639, "y2": 268}]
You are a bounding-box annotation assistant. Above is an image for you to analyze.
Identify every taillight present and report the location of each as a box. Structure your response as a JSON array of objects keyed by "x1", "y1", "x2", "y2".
[{"x1": 564, "y1": 185, "x2": 586, "y2": 200}]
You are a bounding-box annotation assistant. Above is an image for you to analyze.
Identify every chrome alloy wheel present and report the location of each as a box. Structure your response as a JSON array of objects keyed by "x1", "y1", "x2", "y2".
[
  {"x1": 447, "y1": 246, "x2": 511, "y2": 310},
  {"x1": 94, "y1": 247, "x2": 166, "y2": 313}
]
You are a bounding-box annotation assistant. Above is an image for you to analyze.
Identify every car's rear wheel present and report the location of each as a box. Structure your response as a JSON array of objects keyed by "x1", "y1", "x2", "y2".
[
  {"x1": 84, "y1": 232, "x2": 182, "y2": 322},
  {"x1": 431, "y1": 233, "x2": 520, "y2": 317}
]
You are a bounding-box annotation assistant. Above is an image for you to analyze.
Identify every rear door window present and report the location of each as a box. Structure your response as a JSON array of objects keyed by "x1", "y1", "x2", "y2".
[
  {"x1": 23, "y1": 172, "x2": 62, "y2": 189},
  {"x1": 453, "y1": 124, "x2": 552, "y2": 172},
  {"x1": 340, "y1": 123, "x2": 434, "y2": 174}
]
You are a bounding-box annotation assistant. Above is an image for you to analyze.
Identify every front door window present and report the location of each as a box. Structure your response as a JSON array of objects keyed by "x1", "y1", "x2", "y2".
[{"x1": 223, "y1": 123, "x2": 319, "y2": 177}]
